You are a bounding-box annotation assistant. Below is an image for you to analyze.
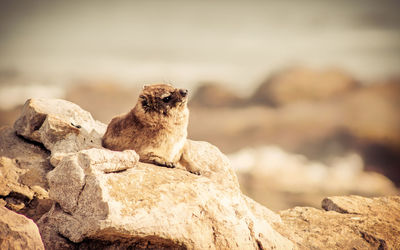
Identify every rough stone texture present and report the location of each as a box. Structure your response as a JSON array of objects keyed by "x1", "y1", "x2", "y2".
[
  {"x1": 179, "y1": 139, "x2": 238, "y2": 186},
  {"x1": 14, "y1": 98, "x2": 106, "y2": 155},
  {"x1": 0, "y1": 157, "x2": 34, "y2": 210},
  {"x1": 0, "y1": 206, "x2": 45, "y2": 250},
  {"x1": 279, "y1": 195, "x2": 400, "y2": 249},
  {"x1": 0, "y1": 126, "x2": 53, "y2": 220},
  {"x1": 14, "y1": 98, "x2": 293, "y2": 249},
  {"x1": 0, "y1": 126, "x2": 50, "y2": 193},
  {"x1": 40, "y1": 159, "x2": 293, "y2": 249},
  {"x1": 9, "y1": 97, "x2": 399, "y2": 250}
]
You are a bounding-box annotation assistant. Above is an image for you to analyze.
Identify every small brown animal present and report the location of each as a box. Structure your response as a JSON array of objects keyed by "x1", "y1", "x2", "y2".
[{"x1": 102, "y1": 83, "x2": 189, "y2": 168}]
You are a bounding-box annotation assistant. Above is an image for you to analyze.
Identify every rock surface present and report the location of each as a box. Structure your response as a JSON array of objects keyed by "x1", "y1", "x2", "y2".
[
  {"x1": 279, "y1": 195, "x2": 400, "y2": 249},
  {"x1": 3, "y1": 97, "x2": 399, "y2": 250},
  {"x1": 13, "y1": 98, "x2": 293, "y2": 249},
  {"x1": 0, "y1": 206, "x2": 44, "y2": 250},
  {"x1": 0, "y1": 126, "x2": 53, "y2": 220},
  {"x1": 14, "y1": 98, "x2": 106, "y2": 155}
]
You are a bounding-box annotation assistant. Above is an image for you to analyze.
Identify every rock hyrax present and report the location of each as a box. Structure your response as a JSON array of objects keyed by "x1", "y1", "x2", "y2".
[{"x1": 102, "y1": 83, "x2": 189, "y2": 168}]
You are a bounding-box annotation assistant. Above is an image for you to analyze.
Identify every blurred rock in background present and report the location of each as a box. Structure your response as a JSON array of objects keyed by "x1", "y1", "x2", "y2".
[
  {"x1": 229, "y1": 146, "x2": 397, "y2": 211},
  {"x1": 0, "y1": 67, "x2": 398, "y2": 211},
  {"x1": 188, "y1": 71, "x2": 400, "y2": 190},
  {"x1": 250, "y1": 67, "x2": 360, "y2": 106},
  {"x1": 189, "y1": 82, "x2": 245, "y2": 108}
]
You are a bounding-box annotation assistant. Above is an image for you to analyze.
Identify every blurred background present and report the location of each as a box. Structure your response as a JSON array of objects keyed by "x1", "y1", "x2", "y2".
[{"x1": 0, "y1": 0, "x2": 399, "y2": 211}]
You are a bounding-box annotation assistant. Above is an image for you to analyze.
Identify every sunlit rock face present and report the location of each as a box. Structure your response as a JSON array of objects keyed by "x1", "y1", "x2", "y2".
[
  {"x1": 11, "y1": 98, "x2": 293, "y2": 250},
  {"x1": 2, "y1": 97, "x2": 399, "y2": 250}
]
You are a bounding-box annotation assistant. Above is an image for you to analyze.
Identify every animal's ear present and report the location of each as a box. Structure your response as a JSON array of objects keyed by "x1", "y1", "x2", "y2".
[
  {"x1": 143, "y1": 84, "x2": 150, "y2": 90},
  {"x1": 141, "y1": 96, "x2": 148, "y2": 108}
]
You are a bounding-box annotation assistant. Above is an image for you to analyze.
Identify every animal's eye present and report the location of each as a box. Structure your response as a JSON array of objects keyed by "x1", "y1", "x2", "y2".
[{"x1": 162, "y1": 96, "x2": 171, "y2": 103}]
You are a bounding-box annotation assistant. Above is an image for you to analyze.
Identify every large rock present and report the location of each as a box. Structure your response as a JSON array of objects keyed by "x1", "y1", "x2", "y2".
[
  {"x1": 14, "y1": 98, "x2": 106, "y2": 155},
  {"x1": 5, "y1": 97, "x2": 400, "y2": 249},
  {"x1": 14, "y1": 98, "x2": 293, "y2": 249},
  {"x1": 251, "y1": 67, "x2": 359, "y2": 106},
  {"x1": 0, "y1": 206, "x2": 44, "y2": 250},
  {"x1": 279, "y1": 195, "x2": 400, "y2": 249}
]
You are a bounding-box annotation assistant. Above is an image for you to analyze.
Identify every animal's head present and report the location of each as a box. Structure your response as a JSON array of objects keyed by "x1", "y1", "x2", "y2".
[{"x1": 139, "y1": 83, "x2": 188, "y2": 117}]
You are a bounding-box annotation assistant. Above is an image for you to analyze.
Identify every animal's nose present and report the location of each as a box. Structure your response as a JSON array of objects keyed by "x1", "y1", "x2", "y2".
[{"x1": 179, "y1": 89, "x2": 188, "y2": 97}]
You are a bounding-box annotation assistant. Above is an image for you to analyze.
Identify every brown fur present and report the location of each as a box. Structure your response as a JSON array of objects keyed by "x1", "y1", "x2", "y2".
[{"x1": 102, "y1": 83, "x2": 189, "y2": 168}]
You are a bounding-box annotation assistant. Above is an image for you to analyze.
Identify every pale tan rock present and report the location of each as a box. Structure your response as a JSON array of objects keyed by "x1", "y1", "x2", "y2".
[
  {"x1": 41, "y1": 152, "x2": 293, "y2": 249},
  {"x1": 0, "y1": 206, "x2": 44, "y2": 250},
  {"x1": 77, "y1": 148, "x2": 139, "y2": 174},
  {"x1": 179, "y1": 139, "x2": 239, "y2": 188},
  {"x1": 14, "y1": 98, "x2": 106, "y2": 155},
  {"x1": 47, "y1": 148, "x2": 139, "y2": 213},
  {"x1": 279, "y1": 195, "x2": 400, "y2": 249}
]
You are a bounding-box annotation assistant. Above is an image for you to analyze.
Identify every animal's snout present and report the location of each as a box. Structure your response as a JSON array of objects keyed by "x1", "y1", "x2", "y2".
[{"x1": 179, "y1": 89, "x2": 188, "y2": 97}]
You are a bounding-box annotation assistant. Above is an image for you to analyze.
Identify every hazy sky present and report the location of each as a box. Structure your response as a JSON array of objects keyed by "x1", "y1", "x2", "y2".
[{"x1": 0, "y1": 0, "x2": 399, "y2": 90}]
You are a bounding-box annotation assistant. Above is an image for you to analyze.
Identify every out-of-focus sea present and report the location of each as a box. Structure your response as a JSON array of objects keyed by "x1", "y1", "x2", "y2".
[{"x1": 0, "y1": 0, "x2": 399, "y2": 108}]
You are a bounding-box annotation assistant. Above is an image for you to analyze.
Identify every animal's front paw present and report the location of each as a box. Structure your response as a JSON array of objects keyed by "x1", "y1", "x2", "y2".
[
  {"x1": 161, "y1": 161, "x2": 176, "y2": 168},
  {"x1": 147, "y1": 155, "x2": 176, "y2": 168},
  {"x1": 153, "y1": 160, "x2": 176, "y2": 168},
  {"x1": 189, "y1": 169, "x2": 201, "y2": 175}
]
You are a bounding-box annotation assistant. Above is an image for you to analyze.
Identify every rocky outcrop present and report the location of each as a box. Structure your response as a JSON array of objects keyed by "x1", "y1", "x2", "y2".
[
  {"x1": 0, "y1": 206, "x2": 44, "y2": 250},
  {"x1": 2, "y1": 97, "x2": 399, "y2": 249},
  {"x1": 12, "y1": 98, "x2": 293, "y2": 249},
  {"x1": 279, "y1": 195, "x2": 400, "y2": 249},
  {"x1": 251, "y1": 67, "x2": 359, "y2": 106}
]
